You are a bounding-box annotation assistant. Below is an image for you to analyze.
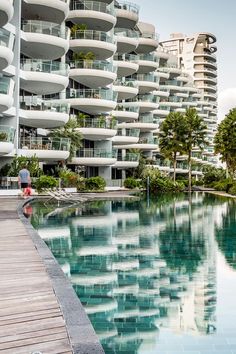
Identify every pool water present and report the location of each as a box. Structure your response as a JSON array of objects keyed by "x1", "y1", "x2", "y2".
[{"x1": 31, "y1": 193, "x2": 236, "y2": 354}]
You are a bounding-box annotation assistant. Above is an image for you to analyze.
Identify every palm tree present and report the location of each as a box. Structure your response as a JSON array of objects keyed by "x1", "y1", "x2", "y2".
[
  {"x1": 183, "y1": 108, "x2": 208, "y2": 192},
  {"x1": 50, "y1": 118, "x2": 83, "y2": 161},
  {"x1": 159, "y1": 112, "x2": 186, "y2": 182}
]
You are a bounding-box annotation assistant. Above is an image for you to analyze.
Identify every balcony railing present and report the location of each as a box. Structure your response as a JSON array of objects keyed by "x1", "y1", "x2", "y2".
[
  {"x1": 115, "y1": 1, "x2": 139, "y2": 14},
  {"x1": 139, "y1": 137, "x2": 157, "y2": 144},
  {"x1": 21, "y1": 20, "x2": 69, "y2": 39},
  {"x1": 0, "y1": 126, "x2": 15, "y2": 143},
  {"x1": 76, "y1": 148, "x2": 117, "y2": 158},
  {"x1": 21, "y1": 59, "x2": 69, "y2": 76},
  {"x1": 70, "y1": 0, "x2": 115, "y2": 15},
  {"x1": 71, "y1": 30, "x2": 114, "y2": 43},
  {"x1": 139, "y1": 114, "x2": 154, "y2": 123},
  {"x1": 20, "y1": 137, "x2": 70, "y2": 151},
  {"x1": 77, "y1": 117, "x2": 117, "y2": 129},
  {"x1": 20, "y1": 97, "x2": 70, "y2": 114},
  {"x1": 67, "y1": 88, "x2": 117, "y2": 101},
  {"x1": 114, "y1": 28, "x2": 139, "y2": 38},
  {"x1": 69, "y1": 60, "x2": 116, "y2": 72},
  {"x1": 138, "y1": 53, "x2": 159, "y2": 62},
  {"x1": 140, "y1": 32, "x2": 159, "y2": 41},
  {"x1": 0, "y1": 28, "x2": 11, "y2": 47},
  {"x1": 113, "y1": 53, "x2": 138, "y2": 62},
  {"x1": 115, "y1": 105, "x2": 139, "y2": 113},
  {"x1": 0, "y1": 77, "x2": 10, "y2": 94},
  {"x1": 114, "y1": 78, "x2": 137, "y2": 87},
  {"x1": 117, "y1": 128, "x2": 140, "y2": 137},
  {"x1": 127, "y1": 93, "x2": 154, "y2": 102},
  {"x1": 135, "y1": 73, "x2": 157, "y2": 82},
  {"x1": 117, "y1": 152, "x2": 139, "y2": 161}
]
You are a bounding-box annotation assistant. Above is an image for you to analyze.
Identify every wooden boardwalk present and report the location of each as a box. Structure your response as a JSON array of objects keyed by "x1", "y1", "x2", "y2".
[{"x1": 0, "y1": 199, "x2": 73, "y2": 354}]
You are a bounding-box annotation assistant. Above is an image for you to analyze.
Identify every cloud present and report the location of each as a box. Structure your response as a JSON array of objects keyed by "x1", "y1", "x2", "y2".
[{"x1": 218, "y1": 88, "x2": 236, "y2": 122}]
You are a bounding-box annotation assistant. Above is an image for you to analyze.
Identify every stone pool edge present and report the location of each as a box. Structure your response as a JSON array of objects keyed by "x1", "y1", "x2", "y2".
[{"x1": 17, "y1": 197, "x2": 105, "y2": 354}]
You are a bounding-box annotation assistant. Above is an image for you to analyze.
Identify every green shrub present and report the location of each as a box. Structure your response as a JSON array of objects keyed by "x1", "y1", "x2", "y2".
[
  {"x1": 203, "y1": 166, "x2": 226, "y2": 186},
  {"x1": 35, "y1": 175, "x2": 58, "y2": 192},
  {"x1": 85, "y1": 176, "x2": 106, "y2": 191},
  {"x1": 142, "y1": 167, "x2": 184, "y2": 194},
  {"x1": 229, "y1": 183, "x2": 236, "y2": 195},
  {"x1": 124, "y1": 177, "x2": 140, "y2": 189},
  {"x1": 59, "y1": 168, "x2": 79, "y2": 188},
  {"x1": 213, "y1": 179, "x2": 234, "y2": 192},
  {"x1": 0, "y1": 155, "x2": 42, "y2": 177}
]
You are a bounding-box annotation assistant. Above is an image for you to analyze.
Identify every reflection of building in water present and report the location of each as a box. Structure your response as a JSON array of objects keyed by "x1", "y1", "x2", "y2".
[{"x1": 34, "y1": 195, "x2": 225, "y2": 353}]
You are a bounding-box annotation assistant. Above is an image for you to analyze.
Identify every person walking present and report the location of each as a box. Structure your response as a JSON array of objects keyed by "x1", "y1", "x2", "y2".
[{"x1": 18, "y1": 165, "x2": 31, "y2": 198}]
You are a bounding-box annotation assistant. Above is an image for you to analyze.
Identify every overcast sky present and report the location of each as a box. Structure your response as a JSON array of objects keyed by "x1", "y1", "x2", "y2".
[{"x1": 133, "y1": 0, "x2": 236, "y2": 120}]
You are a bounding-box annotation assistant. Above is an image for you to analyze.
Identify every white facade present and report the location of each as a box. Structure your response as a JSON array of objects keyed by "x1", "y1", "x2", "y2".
[{"x1": 0, "y1": 2, "x2": 217, "y2": 184}]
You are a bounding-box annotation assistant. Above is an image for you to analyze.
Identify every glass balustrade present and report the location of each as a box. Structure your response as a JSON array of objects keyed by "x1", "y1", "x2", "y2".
[
  {"x1": 20, "y1": 97, "x2": 70, "y2": 114},
  {"x1": 69, "y1": 60, "x2": 116, "y2": 72},
  {"x1": 115, "y1": 1, "x2": 139, "y2": 14},
  {"x1": 140, "y1": 32, "x2": 159, "y2": 40},
  {"x1": 138, "y1": 53, "x2": 159, "y2": 62},
  {"x1": 113, "y1": 53, "x2": 139, "y2": 62},
  {"x1": 76, "y1": 148, "x2": 117, "y2": 158},
  {"x1": 20, "y1": 137, "x2": 70, "y2": 151},
  {"x1": 0, "y1": 77, "x2": 10, "y2": 94},
  {"x1": 139, "y1": 137, "x2": 157, "y2": 144},
  {"x1": 21, "y1": 59, "x2": 69, "y2": 76},
  {"x1": 71, "y1": 30, "x2": 113, "y2": 43},
  {"x1": 0, "y1": 28, "x2": 11, "y2": 47},
  {"x1": 114, "y1": 78, "x2": 137, "y2": 87},
  {"x1": 139, "y1": 114, "x2": 154, "y2": 123},
  {"x1": 77, "y1": 117, "x2": 117, "y2": 129},
  {"x1": 0, "y1": 126, "x2": 15, "y2": 143},
  {"x1": 117, "y1": 152, "x2": 139, "y2": 161},
  {"x1": 67, "y1": 88, "x2": 117, "y2": 101},
  {"x1": 117, "y1": 128, "x2": 140, "y2": 137},
  {"x1": 114, "y1": 28, "x2": 139, "y2": 38},
  {"x1": 115, "y1": 105, "x2": 139, "y2": 113},
  {"x1": 21, "y1": 20, "x2": 69, "y2": 39},
  {"x1": 70, "y1": 0, "x2": 115, "y2": 15}
]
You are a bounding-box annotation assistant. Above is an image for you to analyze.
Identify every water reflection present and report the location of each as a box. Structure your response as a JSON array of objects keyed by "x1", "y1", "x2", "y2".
[{"x1": 31, "y1": 193, "x2": 236, "y2": 354}]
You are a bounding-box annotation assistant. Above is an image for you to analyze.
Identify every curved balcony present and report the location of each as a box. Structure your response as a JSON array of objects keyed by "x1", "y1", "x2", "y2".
[
  {"x1": 0, "y1": 77, "x2": 14, "y2": 113},
  {"x1": 114, "y1": 28, "x2": 139, "y2": 54},
  {"x1": 153, "y1": 89, "x2": 169, "y2": 98},
  {"x1": 0, "y1": 29, "x2": 14, "y2": 71},
  {"x1": 20, "y1": 97, "x2": 69, "y2": 128},
  {"x1": 136, "y1": 53, "x2": 159, "y2": 74},
  {"x1": 153, "y1": 106, "x2": 170, "y2": 117},
  {"x1": 0, "y1": 126, "x2": 15, "y2": 156},
  {"x1": 115, "y1": 136, "x2": 157, "y2": 150},
  {"x1": 197, "y1": 83, "x2": 217, "y2": 93},
  {"x1": 113, "y1": 79, "x2": 138, "y2": 100},
  {"x1": 69, "y1": 60, "x2": 116, "y2": 88},
  {"x1": 0, "y1": 0, "x2": 13, "y2": 27},
  {"x1": 120, "y1": 114, "x2": 158, "y2": 132},
  {"x1": 194, "y1": 66, "x2": 217, "y2": 77},
  {"x1": 112, "y1": 128, "x2": 139, "y2": 144},
  {"x1": 21, "y1": 20, "x2": 69, "y2": 60},
  {"x1": 113, "y1": 53, "x2": 139, "y2": 78},
  {"x1": 135, "y1": 32, "x2": 159, "y2": 54},
  {"x1": 115, "y1": 1, "x2": 139, "y2": 29},
  {"x1": 19, "y1": 137, "x2": 70, "y2": 161},
  {"x1": 135, "y1": 73, "x2": 159, "y2": 94},
  {"x1": 113, "y1": 152, "x2": 139, "y2": 168},
  {"x1": 126, "y1": 94, "x2": 158, "y2": 113},
  {"x1": 22, "y1": 0, "x2": 69, "y2": 24},
  {"x1": 112, "y1": 105, "x2": 139, "y2": 122},
  {"x1": 76, "y1": 117, "x2": 117, "y2": 140},
  {"x1": 20, "y1": 60, "x2": 69, "y2": 95},
  {"x1": 68, "y1": 0, "x2": 116, "y2": 32},
  {"x1": 70, "y1": 30, "x2": 116, "y2": 60},
  {"x1": 71, "y1": 148, "x2": 117, "y2": 166},
  {"x1": 66, "y1": 88, "x2": 117, "y2": 114}
]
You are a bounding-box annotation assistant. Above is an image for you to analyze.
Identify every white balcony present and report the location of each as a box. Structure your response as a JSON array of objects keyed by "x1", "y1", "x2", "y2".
[
  {"x1": 66, "y1": 88, "x2": 117, "y2": 114},
  {"x1": 0, "y1": 0, "x2": 13, "y2": 27},
  {"x1": 135, "y1": 32, "x2": 159, "y2": 54},
  {"x1": 113, "y1": 153, "x2": 139, "y2": 169},
  {"x1": 70, "y1": 30, "x2": 116, "y2": 60},
  {"x1": 21, "y1": 20, "x2": 69, "y2": 60},
  {"x1": 114, "y1": 137, "x2": 157, "y2": 151},
  {"x1": 112, "y1": 128, "x2": 139, "y2": 144},
  {"x1": 0, "y1": 125, "x2": 15, "y2": 156},
  {"x1": 112, "y1": 105, "x2": 139, "y2": 122},
  {"x1": 22, "y1": 0, "x2": 69, "y2": 24},
  {"x1": 115, "y1": 1, "x2": 139, "y2": 29},
  {"x1": 153, "y1": 107, "x2": 170, "y2": 117},
  {"x1": 136, "y1": 53, "x2": 159, "y2": 74},
  {"x1": 0, "y1": 77, "x2": 14, "y2": 113},
  {"x1": 135, "y1": 74, "x2": 159, "y2": 94},
  {"x1": 68, "y1": 0, "x2": 116, "y2": 32},
  {"x1": 126, "y1": 94, "x2": 158, "y2": 113},
  {"x1": 69, "y1": 60, "x2": 116, "y2": 88},
  {"x1": 113, "y1": 79, "x2": 138, "y2": 100},
  {"x1": 0, "y1": 29, "x2": 14, "y2": 71},
  {"x1": 20, "y1": 97, "x2": 69, "y2": 128},
  {"x1": 76, "y1": 117, "x2": 117, "y2": 140},
  {"x1": 115, "y1": 29, "x2": 139, "y2": 54},
  {"x1": 20, "y1": 60, "x2": 69, "y2": 95},
  {"x1": 120, "y1": 115, "x2": 158, "y2": 132},
  {"x1": 19, "y1": 137, "x2": 70, "y2": 161},
  {"x1": 71, "y1": 148, "x2": 117, "y2": 166},
  {"x1": 113, "y1": 54, "x2": 139, "y2": 77}
]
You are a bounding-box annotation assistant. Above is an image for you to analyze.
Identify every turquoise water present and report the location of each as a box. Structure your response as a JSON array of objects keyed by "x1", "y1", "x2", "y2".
[{"x1": 31, "y1": 193, "x2": 236, "y2": 354}]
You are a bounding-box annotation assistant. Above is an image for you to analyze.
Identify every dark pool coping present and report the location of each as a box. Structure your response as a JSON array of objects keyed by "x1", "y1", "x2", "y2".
[{"x1": 17, "y1": 197, "x2": 105, "y2": 354}]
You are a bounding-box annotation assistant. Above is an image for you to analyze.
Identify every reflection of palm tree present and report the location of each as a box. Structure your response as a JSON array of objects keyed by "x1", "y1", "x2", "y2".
[{"x1": 215, "y1": 199, "x2": 236, "y2": 269}]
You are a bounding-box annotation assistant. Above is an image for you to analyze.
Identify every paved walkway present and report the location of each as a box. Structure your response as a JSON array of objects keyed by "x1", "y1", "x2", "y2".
[{"x1": 0, "y1": 198, "x2": 73, "y2": 354}]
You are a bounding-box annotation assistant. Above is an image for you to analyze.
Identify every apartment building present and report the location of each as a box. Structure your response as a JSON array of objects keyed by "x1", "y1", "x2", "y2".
[{"x1": 0, "y1": 1, "x2": 217, "y2": 185}]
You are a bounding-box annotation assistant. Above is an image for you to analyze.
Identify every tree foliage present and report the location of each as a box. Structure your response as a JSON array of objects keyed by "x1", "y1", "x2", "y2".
[{"x1": 214, "y1": 108, "x2": 236, "y2": 176}]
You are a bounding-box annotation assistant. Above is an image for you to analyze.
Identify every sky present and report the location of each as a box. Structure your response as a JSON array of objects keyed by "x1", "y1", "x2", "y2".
[{"x1": 133, "y1": 0, "x2": 236, "y2": 120}]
